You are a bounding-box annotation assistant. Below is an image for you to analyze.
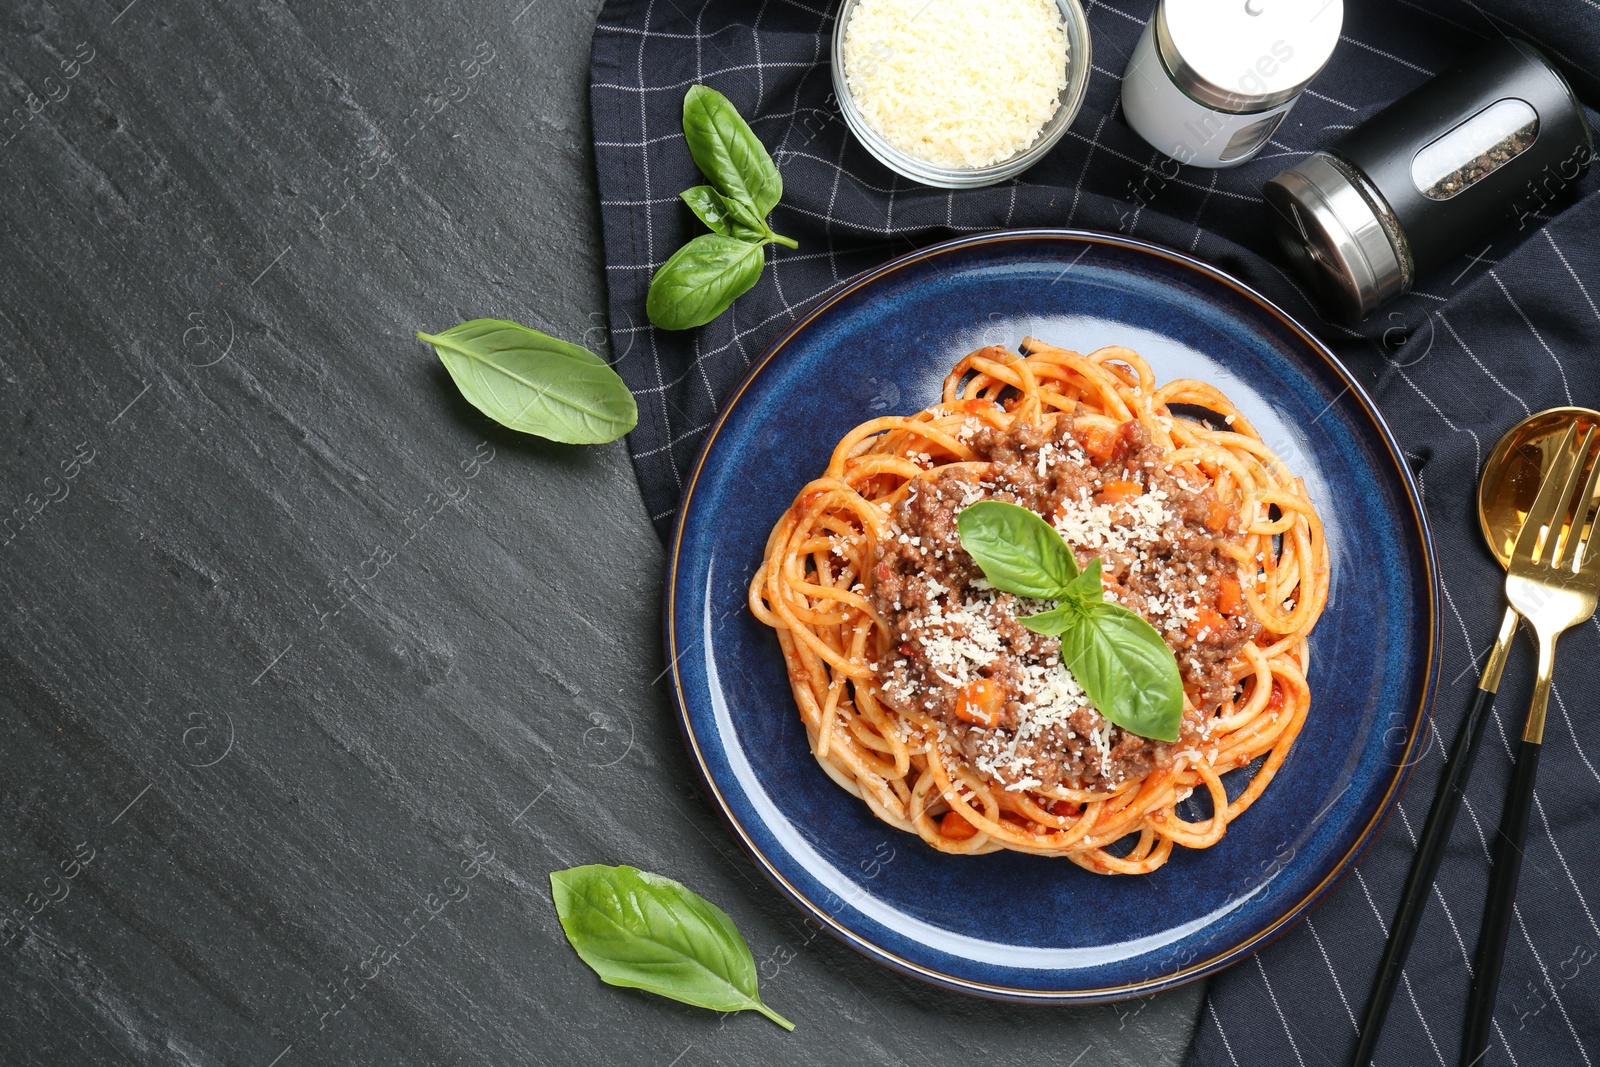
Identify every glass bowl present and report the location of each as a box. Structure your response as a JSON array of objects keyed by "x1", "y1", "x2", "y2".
[{"x1": 830, "y1": 0, "x2": 1092, "y2": 189}]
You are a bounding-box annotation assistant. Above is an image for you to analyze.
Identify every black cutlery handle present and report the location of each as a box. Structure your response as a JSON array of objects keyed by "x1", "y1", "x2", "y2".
[
  {"x1": 1350, "y1": 686, "x2": 1498, "y2": 1067},
  {"x1": 1461, "y1": 740, "x2": 1543, "y2": 1066}
]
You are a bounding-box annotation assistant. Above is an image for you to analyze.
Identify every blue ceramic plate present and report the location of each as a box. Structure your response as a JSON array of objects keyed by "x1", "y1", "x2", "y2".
[{"x1": 665, "y1": 230, "x2": 1438, "y2": 1002}]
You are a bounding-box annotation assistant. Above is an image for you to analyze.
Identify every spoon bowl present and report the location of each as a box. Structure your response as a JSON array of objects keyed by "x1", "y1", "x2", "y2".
[{"x1": 1480, "y1": 406, "x2": 1600, "y2": 567}]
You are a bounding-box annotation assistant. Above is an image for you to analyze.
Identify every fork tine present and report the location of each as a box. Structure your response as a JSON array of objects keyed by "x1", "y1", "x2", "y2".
[
  {"x1": 1573, "y1": 432, "x2": 1600, "y2": 573},
  {"x1": 1511, "y1": 423, "x2": 1580, "y2": 566},
  {"x1": 1549, "y1": 427, "x2": 1597, "y2": 568}
]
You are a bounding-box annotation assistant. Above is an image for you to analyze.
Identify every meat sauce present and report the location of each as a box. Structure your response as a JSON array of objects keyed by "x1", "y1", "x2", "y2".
[{"x1": 869, "y1": 414, "x2": 1261, "y2": 792}]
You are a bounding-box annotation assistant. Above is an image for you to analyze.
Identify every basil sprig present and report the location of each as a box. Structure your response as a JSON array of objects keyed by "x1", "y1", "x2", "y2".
[
  {"x1": 550, "y1": 864, "x2": 795, "y2": 1031},
  {"x1": 417, "y1": 319, "x2": 637, "y2": 444},
  {"x1": 956, "y1": 501, "x2": 1184, "y2": 743},
  {"x1": 647, "y1": 85, "x2": 796, "y2": 331}
]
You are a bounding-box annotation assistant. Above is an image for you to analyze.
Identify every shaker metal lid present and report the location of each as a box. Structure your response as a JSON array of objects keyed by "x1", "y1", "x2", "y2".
[
  {"x1": 1157, "y1": 0, "x2": 1344, "y2": 113},
  {"x1": 1262, "y1": 151, "x2": 1410, "y2": 323}
]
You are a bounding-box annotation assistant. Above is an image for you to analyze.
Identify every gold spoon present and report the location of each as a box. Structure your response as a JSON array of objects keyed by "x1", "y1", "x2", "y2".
[
  {"x1": 1480, "y1": 406, "x2": 1600, "y2": 565},
  {"x1": 1352, "y1": 405, "x2": 1600, "y2": 1067},
  {"x1": 1474, "y1": 407, "x2": 1600, "y2": 689}
]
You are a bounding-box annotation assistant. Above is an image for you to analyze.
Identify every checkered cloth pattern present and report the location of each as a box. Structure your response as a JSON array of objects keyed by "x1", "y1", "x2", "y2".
[{"x1": 589, "y1": 2, "x2": 1600, "y2": 1064}]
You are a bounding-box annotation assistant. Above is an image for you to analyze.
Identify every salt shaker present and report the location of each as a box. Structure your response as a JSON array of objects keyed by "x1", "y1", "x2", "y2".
[
  {"x1": 1264, "y1": 38, "x2": 1593, "y2": 323},
  {"x1": 1120, "y1": 0, "x2": 1343, "y2": 169}
]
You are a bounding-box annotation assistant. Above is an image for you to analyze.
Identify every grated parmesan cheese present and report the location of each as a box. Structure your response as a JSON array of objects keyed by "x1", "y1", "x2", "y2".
[
  {"x1": 842, "y1": 0, "x2": 1070, "y2": 169},
  {"x1": 1051, "y1": 485, "x2": 1173, "y2": 557}
]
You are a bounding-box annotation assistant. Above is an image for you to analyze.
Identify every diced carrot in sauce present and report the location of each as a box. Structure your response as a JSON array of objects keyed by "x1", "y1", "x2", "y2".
[
  {"x1": 939, "y1": 811, "x2": 980, "y2": 840},
  {"x1": 1188, "y1": 606, "x2": 1228, "y2": 640},
  {"x1": 1081, "y1": 423, "x2": 1117, "y2": 464},
  {"x1": 953, "y1": 678, "x2": 1006, "y2": 727},
  {"x1": 1083, "y1": 420, "x2": 1140, "y2": 466},
  {"x1": 1217, "y1": 573, "x2": 1242, "y2": 615},
  {"x1": 1097, "y1": 479, "x2": 1143, "y2": 504},
  {"x1": 1204, "y1": 500, "x2": 1234, "y2": 532}
]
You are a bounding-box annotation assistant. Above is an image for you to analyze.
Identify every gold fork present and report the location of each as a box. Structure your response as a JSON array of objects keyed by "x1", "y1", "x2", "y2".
[{"x1": 1461, "y1": 422, "x2": 1600, "y2": 1066}]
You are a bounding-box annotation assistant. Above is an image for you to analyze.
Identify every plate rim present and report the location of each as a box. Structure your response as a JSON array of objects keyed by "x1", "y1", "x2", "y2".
[{"x1": 663, "y1": 227, "x2": 1441, "y2": 1003}]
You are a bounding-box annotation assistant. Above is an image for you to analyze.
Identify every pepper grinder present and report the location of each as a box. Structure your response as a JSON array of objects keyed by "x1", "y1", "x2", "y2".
[{"x1": 1264, "y1": 37, "x2": 1593, "y2": 323}]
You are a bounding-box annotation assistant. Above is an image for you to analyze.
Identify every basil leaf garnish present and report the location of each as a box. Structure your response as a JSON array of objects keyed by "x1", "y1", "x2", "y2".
[
  {"x1": 1020, "y1": 561, "x2": 1104, "y2": 634},
  {"x1": 550, "y1": 865, "x2": 795, "y2": 1031},
  {"x1": 647, "y1": 234, "x2": 767, "y2": 331},
  {"x1": 957, "y1": 500, "x2": 1080, "y2": 599},
  {"x1": 680, "y1": 185, "x2": 768, "y2": 242},
  {"x1": 957, "y1": 501, "x2": 1183, "y2": 742},
  {"x1": 1063, "y1": 557, "x2": 1105, "y2": 603},
  {"x1": 1019, "y1": 601, "x2": 1080, "y2": 636},
  {"x1": 416, "y1": 319, "x2": 637, "y2": 444},
  {"x1": 1057, "y1": 602, "x2": 1184, "y2": 743},
  {"x1": 682, "y1": 84, "x2": 782, "y2": 217}
]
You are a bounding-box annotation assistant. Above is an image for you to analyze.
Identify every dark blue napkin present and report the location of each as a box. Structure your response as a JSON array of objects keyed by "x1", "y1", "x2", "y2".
[{"x1": 589, "y1": 2, "x2": 1600, "y2": 1063}]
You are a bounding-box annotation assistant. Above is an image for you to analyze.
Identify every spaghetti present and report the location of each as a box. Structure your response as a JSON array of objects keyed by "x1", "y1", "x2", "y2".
[{"x1": 748, "y1": 339, "x2": 1329, "y2": 875}]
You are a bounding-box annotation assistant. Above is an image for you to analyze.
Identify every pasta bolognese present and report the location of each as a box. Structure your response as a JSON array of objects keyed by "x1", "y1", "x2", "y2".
[{"x1": 748, "y1": 338, "x2": 1329, "y2": 875}]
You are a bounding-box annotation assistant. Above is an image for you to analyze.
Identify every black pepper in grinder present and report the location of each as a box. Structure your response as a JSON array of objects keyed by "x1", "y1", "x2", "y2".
[{"x1": 1264, "y1": 38, "x2": 1593, "y2": 323}]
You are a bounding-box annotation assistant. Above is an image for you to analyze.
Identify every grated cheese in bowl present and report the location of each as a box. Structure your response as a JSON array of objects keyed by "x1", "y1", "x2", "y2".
[{"x1": 839, "y1": 0, "x2": 1076, "y2": 175}]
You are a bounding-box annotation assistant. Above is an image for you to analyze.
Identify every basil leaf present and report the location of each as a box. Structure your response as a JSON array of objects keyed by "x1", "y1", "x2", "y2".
[
  {"x1": 1020, "y1": 601, "x2": 1079, "y2": 636},
  {"x1": 682, "y1": 84, "x2": 782, "y2": 217},
  {"x1": 647, "y1": 234, "x2": 766, "y2": 331},
  {"x1": 416, "y1": 319, "x2": 637, "y2": 444},
  {"x1": 1058, "y1": 601, "x2": 1184, "y2": 742},
  {"x1": 1021, "y1": 559, "x2": 1105, "y2": 633},
  {"x1": 1063, "y1": 557, "x2": 1105, "y2": 603},
  {"x1": 956, "y1": 500, "x2": 1079, "y2": 600},
  {"x1": 550, "y1": 865, "x2": 794, "y2": 1031},
  {"x1": 680, "y1": 185, "x2": 768, "y2": 242},
  {"x1": 964, "y1": 516, "x2": 1182, "y2": 742}
]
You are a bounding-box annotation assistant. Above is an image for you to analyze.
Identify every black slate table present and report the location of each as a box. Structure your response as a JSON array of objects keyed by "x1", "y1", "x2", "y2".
[{"x1": 0, "y1": 1, "x2": 1200, "y2": 1063}]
